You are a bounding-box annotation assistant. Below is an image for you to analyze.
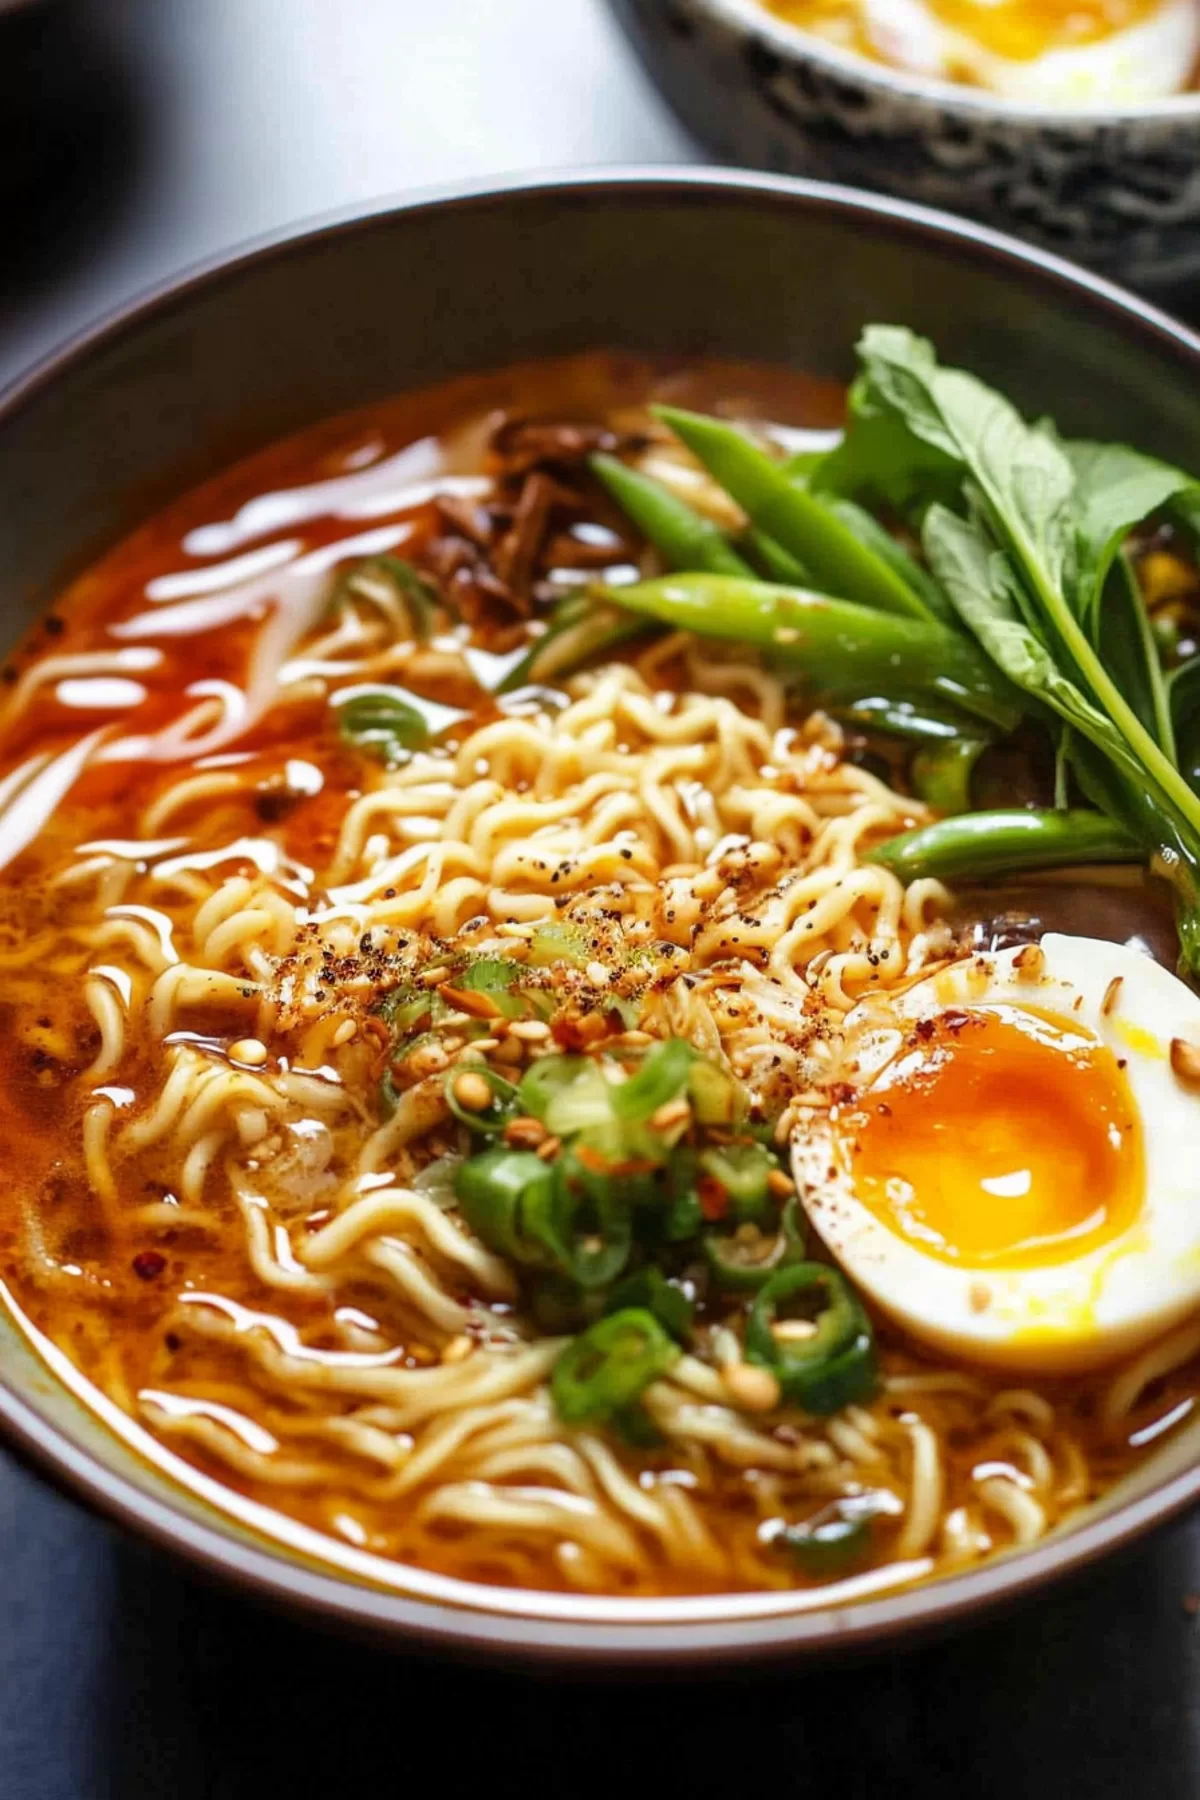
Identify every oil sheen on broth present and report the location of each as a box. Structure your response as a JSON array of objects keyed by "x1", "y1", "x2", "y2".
[{"x1": 0, "y1": 352, "x2": 1197, "y2": 1606}]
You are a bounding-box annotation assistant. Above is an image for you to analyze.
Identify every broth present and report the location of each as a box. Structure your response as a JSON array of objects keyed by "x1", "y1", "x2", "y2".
[{"x1": 0, "y1": 351, "x2": 1196, "y2": 1604}]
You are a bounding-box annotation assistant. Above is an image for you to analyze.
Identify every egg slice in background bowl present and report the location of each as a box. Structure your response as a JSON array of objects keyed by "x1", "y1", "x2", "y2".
[
  {"x1": 793, "y1": 933, "x2": 1200, "y2": 1376},
  {"x1": 861, "y1": 0, "x2": 1200, "y2": 102}
]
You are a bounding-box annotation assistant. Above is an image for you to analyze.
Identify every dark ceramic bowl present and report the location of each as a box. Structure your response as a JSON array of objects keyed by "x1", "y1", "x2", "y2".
[
  {"x1": 607, "y1": 0, "x2": 1200, "y2": 291},
  {"x1": 3, "y1": 171, "x2": 1200, "y2": 1663}
]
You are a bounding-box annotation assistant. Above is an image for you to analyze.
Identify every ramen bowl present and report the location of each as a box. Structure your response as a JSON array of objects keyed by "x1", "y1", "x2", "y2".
[
  {"x1": 606, "y1": 0, "x2": 1200, "y2": 290},
  {"x1": 4, "y1": 171, "x2": 1200, "y2": 1663}
]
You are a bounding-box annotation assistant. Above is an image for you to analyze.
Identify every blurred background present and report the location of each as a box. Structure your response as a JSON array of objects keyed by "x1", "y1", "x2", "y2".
[{"x1": 4, "y1": 4, "x2": 1200, "y2": 1796}]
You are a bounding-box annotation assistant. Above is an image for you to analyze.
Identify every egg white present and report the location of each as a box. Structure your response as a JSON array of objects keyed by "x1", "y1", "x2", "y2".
[
  {"x1": 862, "y1": 0, "x2": 1200, "y2": 104},
  {"x1": 793, "y1": 933, "x2": 1200, "y2": 1374}
]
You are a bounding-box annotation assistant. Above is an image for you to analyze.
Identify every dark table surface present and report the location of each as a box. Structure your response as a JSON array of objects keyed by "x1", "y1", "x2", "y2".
[{"x1": 4, "y1": 4, "x2": 1200, "y2": 1794}]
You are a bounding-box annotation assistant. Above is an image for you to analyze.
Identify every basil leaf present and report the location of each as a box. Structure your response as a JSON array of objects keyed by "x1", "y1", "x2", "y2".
[
  {"x1": 859, "y1": 327, "x2": 1200, "y2": 846},
  {"x1": 858, "y1": 325, "x2": 1077, "y2": 602},
  {"x1": 923, "y1": 504, "x2": 1142, "y2": 786},
  {"x1": 1096, "y1": 552, "x2": 1175, "y2": 759},
  {"x1": 813, "y1": 374, "x2": 961, "y2": 517},
  {"x1": 336, "y1": 687, "x2": 429, "y2": 765},
  {"x1": 1066, "y1": 440, "x2": 1199, "y2": 628}
]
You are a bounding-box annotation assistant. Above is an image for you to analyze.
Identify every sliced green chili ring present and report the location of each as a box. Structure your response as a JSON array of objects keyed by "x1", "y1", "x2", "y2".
[
  {"x1": 517, "y1": 1054, "x2": 615, "y2": 1138},
  {"x1": 336, "y1": 687, "x2": 430, "y2": 765},
  {"x1": 444, "y1": 1064, "x2": 519, "y2": 1136},
  {"x1": 697, "y1": 1141, "x2": 775, "y2": 1224},
  {"x1": 780, "y1": 1505, "x2": 874, "y2": 1576},
  {"x1": 745, "y1": 1263, "x2": 877, "y2": 1414},
  {"x1": 454, "y1": 1148, "x2": 555, "y2": 1264},
  {"x1": 703, "y1": 1224, "x2": 801, "y2": 1292},
  {"x1": 607, "y1": 1267, "x2": 695, "y2": 1341},
  {"x1": 523, "y1": 1147, "x2": 633, "y2": 1289},
  {"x1": 612, "y1": 1037, "x2": 697, "y2": 1124},
  {"x1": 550, "y1": 1307, "x2": 679, "y2": 1425}
]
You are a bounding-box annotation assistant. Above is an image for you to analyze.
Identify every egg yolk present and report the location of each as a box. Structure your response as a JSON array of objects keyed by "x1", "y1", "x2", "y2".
[
  {"x1": 845, "y1": 1005, "x2": 1144, "y2": 1267},
  {"x1": 767, "y1": 0, "x2": 1162, "y2": 62}
]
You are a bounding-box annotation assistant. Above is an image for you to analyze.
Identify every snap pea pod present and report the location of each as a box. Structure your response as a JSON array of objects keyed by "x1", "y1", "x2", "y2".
[
  {"x1": 832, "y1": 696, "x2": 976, "y2": 743},
  {"x1": 600, "y1": 574, "x2": 1023, "y2": 731},
  {"x1": 741, "y1": 527, "x2": 809, "y2": 586},
  {"x1": 654, "y1": 405, "x2": 934, "y2": 622},
  {"x1": 866, "y1": 808, "x2": 1139, "y2": 881},
  {"x1": 590, "y1": 453, "x2": 755, "y2": 577}
]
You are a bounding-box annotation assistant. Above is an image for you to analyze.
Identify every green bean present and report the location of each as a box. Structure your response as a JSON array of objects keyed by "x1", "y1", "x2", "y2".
[
  {"x1": 601, "y1": 574, "x2": 1023, "y2": 731},
  {"x1": 741, "y1": 527, "x2": 809, "y2": 586},
  {"x1": 655, "y1": 406, "x2": 933, "y2": 621},
  {"x1": 495, "y1": 594, "x2": 646, "y2": 693},
  {"x1": 866, "y1": 808, "x2": 1139, "y2": 881},
  {"x1": 833, "y1": 696, "x2": 975, "y2": 743},
  {"x1": 910, "y1": 737, "x2": 987, "y2": 815},
  {"x1": 590, "y1": 454, "x2": 754, "y2": 577}
]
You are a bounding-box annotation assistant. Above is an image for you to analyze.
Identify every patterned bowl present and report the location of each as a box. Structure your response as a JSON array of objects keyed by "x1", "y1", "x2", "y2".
[{"x1": 607, "y1": 0, "x2": 1200, "y2": 290}]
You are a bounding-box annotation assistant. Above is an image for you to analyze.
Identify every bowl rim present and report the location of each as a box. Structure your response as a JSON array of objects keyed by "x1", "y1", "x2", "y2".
[
  {"x1": 4, "y1": 165, "x2": 1200, "y2": 1663},
  {"x1": 671, "y1": 0, "x2": 1200, "y2": 125}
]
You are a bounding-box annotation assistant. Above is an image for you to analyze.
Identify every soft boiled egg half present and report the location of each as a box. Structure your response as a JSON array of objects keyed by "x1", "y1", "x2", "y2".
[
  {"x1": 792, "y1": 934, "x2": 1200, "y2": 1374},
  {"x1": 773, "y1": 0, "x2": 1200, "y2": 104}
]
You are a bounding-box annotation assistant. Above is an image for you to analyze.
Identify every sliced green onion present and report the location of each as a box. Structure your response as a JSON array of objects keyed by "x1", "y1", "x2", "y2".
[
  {"x1": 697, "y1": 1142, "x2": 775, "y2": 1223},
  {"x1": 526, "y1": 919, "x2": 591, "y2": 968},
  {"x1": 658, "y1": 1147, "x2": 703, "y2": 1243},
  {"x1": 530, "y1": 1276, "x2": 601, "y2": 1335},
  {"x1": 338, "y1": 554, "x2": 439, "y2": 638},
  {"x1": 612, "y1": 1037, "x2": 697, "y2": 1124},
  {"x1": 452, "y1": 957, "x2": 528, "y2": 1020},
  {"x1": 745, "y1": 1263, "x2": 877, "y2": 1415},
  {"x1": 377, "y1": 982, "x2": 437, "y2": 1036},
  {"x1": 533, "y1": 1147, "x2": 633, "y2": 1289},
  {"x1": 454, "y1": 1149, "x2": 554, "y2": 1263},
  {"x1": 518, "y1": 1055, "x2": 615, "y2": 1138},
  {"x1": 688, "y1": 1058, "x2": 743, "y2": 1127},
  {"x1": 550, "y1": 1307, "x2": 679, "y2": 1425},
  {"x1": 337, "y1": 687, "x2": 430, "y2": 765},
  {"x1": 779, "y1": 1503, "x2": 875, "y2": 1576},
  {"x1": 607, "y1": 1268, "x2": 695, "y2": 1341}
]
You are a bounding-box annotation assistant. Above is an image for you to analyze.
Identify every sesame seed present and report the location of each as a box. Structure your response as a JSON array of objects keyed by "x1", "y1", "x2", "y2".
[
  {"x1": 229, "y1": 1038, "x2": 268, "y2": 1066},
  {"x1": 441, "y1": 1334, "x2": 474, "y2": 1365}
]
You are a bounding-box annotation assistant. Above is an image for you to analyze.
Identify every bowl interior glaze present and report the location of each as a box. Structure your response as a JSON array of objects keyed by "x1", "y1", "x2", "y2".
[{"x1": 3, "y1": 171, "x2": 1200, "y2": 1662}]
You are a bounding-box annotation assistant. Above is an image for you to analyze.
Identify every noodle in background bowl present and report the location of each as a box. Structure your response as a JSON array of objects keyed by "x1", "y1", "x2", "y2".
[{"x1": 4, "y1": 170, "x2": 1200, "y2": 1662}]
